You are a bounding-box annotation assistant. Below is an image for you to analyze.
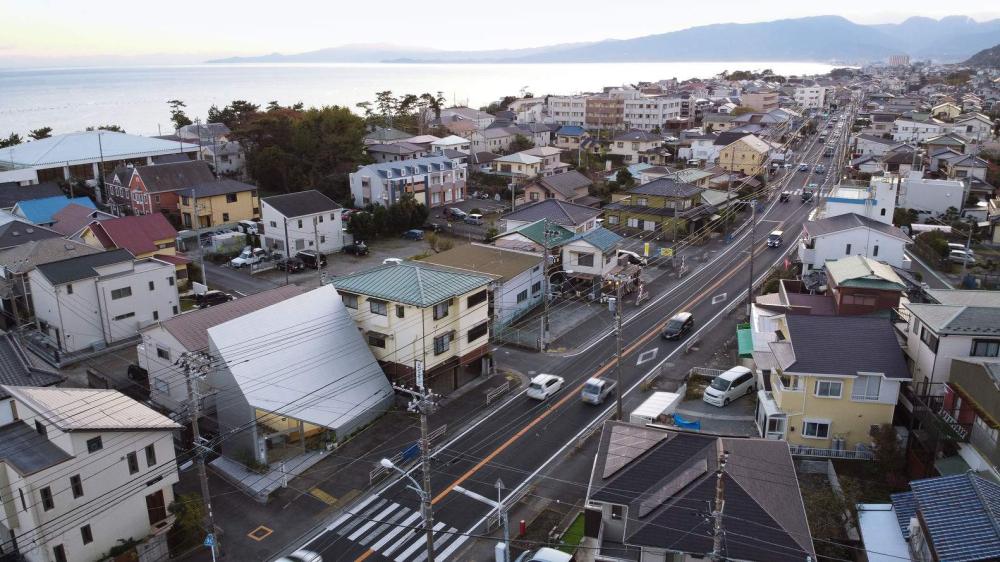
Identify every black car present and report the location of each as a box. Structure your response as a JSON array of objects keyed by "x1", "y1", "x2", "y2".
[
  {"x1": 342, "y1": 242, "x2": 369, "y2": 256},
  {"x1": 276, "y1": 257, "x2": 305, "y2": 272},
  {"x1": 402, "y1": 229, "x2": 424, "y2": 240},
  {"x1": 296, "y1": 250, "x2": 328, "y2": 268},
  {"x1": 196, "y1": 291, "x2": 235, "y2": 308},
  {"x1": 779, "y1": 191, "x2": 791, "y2": 202},
  {"x1": 662, "y1": 312, "x2": 694, "y2": 340}
]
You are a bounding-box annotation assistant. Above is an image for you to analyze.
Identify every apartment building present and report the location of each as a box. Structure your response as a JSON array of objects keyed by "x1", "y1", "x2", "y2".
[
  {"x1": 794, "y1": 85, "x2": 828, "y2": 110},
  {"x1": 348, "y1": 155, "x2": 466, "y2": 209},
  {"x1": 623, "y1": 96, "x2": 683, "y2": 131},
  {"x1": 741, "y1": 90, "x2": 779, "y2": 112},
  {"x1": 585, "y1": 96, "x2": 625, "y2": 131},
  {"x1": 260, "y1": 190, "x2": 344, "y2": 256},
  {"x1": 546, "y1": 95, "x2": 586, "y2": 127}
]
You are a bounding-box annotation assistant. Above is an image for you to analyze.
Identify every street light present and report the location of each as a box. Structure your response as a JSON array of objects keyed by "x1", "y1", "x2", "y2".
[{"x1": 380, "y1": 458, "x2": 434, "y2": 561}]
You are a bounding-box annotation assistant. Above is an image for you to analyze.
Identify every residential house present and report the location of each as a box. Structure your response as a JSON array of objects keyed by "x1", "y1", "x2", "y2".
[
  {"x1": 520, "y1": 146, "x2": 568, "y2": 176},
  {"x1": 608, "y1": 131, "x2": 662, "y2": 164},
  {"x1": 0, "y1": 131, "x2": 199, "y2": 187},
  {"x1": 471, "y1": 126, "x2": 521, "y2": 153},
  {"x1": 491, "y1": 152, "x2": 542, "y2": 180},
  {"x1": 854, "y1": 134, "x2": 900, "y2": 157},
  {"x1": 201, "y1": 140, "x2": 245, "y2": 176},
  {"x1": 0, "y1": 181, "x2": 65, "y2": 211},
  {"x1": 924, "y1": 133, "x2": 968, "y2": 156},
  {"x1": 949, "y1": 112, "x2": 994, "y2": 141},
  {"x1": 493, "y1": 219, "x2": 576, "y2": 255},
  {"x1": 138, "y1": 285, "x2": 304, "y2": 413},
  {"x1": 261, "y1": 190, "x2": 344, "y2": 256},
  {"x1": 799, "y1": 213, "x2": 912, "y2": 271},
  {"x1": 587, "y1": 422, "x2": 815, "y2": 562},
  {"x1": 104, "y1": 160, "x2": 216, "y2": 219},
  {"x1": 931, "y1": 102, "x2": 962, "y2": 120},
  {"x1": 366, "y1": 142, "x2": 428, "y2": 163},
  {"x1": 751, "y1": 314, "x2": 911, "y2": 449},
  {"x1": 0, "y1": 239, "x2": 100, "y2": 327},
  {"x1": 703, "y1": 113, "x2": 735, "y2": 133},
  {"x1": 520, "y1": 170, "x2": 593, "y2": 206},
  {"x1": 741, "y1": 89, "x2": 780, "y2": 112},
  {"x1": 517, "y1": 123, "x2": 555, "y2": 147},
  {"x1": 560, "y1": 228, "x2": 624, "y2": 280},
  {"x1": 553, "y1": 126, "x2": 586, "y2": 149},
  {"x1": 823, "y1": 176, "x2": 898, "y2": 225},
  {"x1": 332, "y1": 261, "x2": 495, "y2": 392},
  {"x1": 49, "y1": 204, "x2": 115, "y2": 239},
  {"x1": 603, "y1": 178, "x2": 709, "y2": 239},
  {"x1": 430, "y1": 135, "x2": 471, "y2": 155},
  {"x1": 892, "y1": 118, "x2": 946, "y2": 143},
  {"x1": 422, "y1": 243, "x2": 544, "y2": 329},
  {"x1": 29, "y1": 249, "x2": 180, "y2": 356},
  {"x1": 0, "y1": 386, "x2": 180, "y2": 562},
  {"x1": 898, "y1": 171, "x2": 967, "y2": 217},
  {"x1": 81, "y1": 213, "x2": 190, "y2": 287},
  {"x1": 177, "y1": 178, "x2": 260, "y2": 228},
  {"x1": 437, "y1": 106, "x2": 495, "y2": 129},
  {"x1": 12, "y1": 196, "x2": 96, "y2": 227},
  {"x1": 207, "y1": 285, "x2": 394, "y2": 467},
  {"x1": 349, "y1": 155, "x2": 466, "y2": 209},
  {"x1": 718, "y1": 134, "x2": 771, "y2": 176},
  {"x1": 825, "y1": 256, "x2": 908, "y2": 315},
  {"x1": 940, "y1": 153, "x2": 989, "y2": 181},
  {"x1": 899, "y1": 290, "x2": 1000, "y2": 394}
]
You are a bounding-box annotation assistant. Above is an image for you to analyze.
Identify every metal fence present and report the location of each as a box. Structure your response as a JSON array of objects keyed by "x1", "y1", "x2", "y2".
[
  {"x1": 789, "y1": 444, "x2": 874, "y2": 460},
  {"x1": 368, "y1": 424, "x2": 447, "y2": 485}
]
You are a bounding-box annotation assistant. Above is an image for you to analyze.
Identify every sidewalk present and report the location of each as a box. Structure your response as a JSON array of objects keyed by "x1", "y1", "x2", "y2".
[{"x1": 177, "y1": 371, "x2": 524, "y2": 562}]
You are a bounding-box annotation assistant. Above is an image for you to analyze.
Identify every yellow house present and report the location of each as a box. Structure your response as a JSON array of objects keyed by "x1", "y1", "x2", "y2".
[
  {"x1": 178, "y1": 179, "x2": 259, "y2": 229},
  {"x1": 718, "y1": 134, "x2": 771, "y2": 176},
  {"x1": 81, "y1": 213, "x2": 191, "y2": 286},
  {"x1": 491, "y1": 152, "x2": 543, "y2": 179},
  {"x1": 751, "y1": 311, "x2": 910, "y2": 452}
]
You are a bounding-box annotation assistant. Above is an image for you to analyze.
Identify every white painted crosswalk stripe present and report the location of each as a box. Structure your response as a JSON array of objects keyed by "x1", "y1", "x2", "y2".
[
  {"x1": 372, "y1": 512, "x2": 422, "y2": 551},
  {"x1": 436, "y1": 534, "x2": 470, "y2": 561},
  {"x1": 360, "y1": 508, "x2": 410, "y2": 546},
  {"x1": 395, "y1": 522, "x2": 445, "y2": 562},
  {"x1": 349, "y1": 502, "x2": 400, "y2": 541},
  {"x1": 324, "y1": 492, "x2": 380, "y2": 532},
  {"x1": 409, "y1": 527, "x2": 459, "y2": 562}
]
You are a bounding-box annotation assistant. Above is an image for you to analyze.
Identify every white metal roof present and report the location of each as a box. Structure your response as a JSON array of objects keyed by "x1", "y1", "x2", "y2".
[
  {"x1": 2, "y1": 385, "x2": 180, "y2": 431},
  {"x1": 207, "y1": 285, "x2": 393, "y2": 430},
  {"x1": 857, "y1": 504, "x2": 910, "y2": 562},
  {"x1": 0, "y1": 131, "x2": 199, "y2": 168},
  {"x1": 630, "y1": 391, "x2": 681, "y2": 420}
]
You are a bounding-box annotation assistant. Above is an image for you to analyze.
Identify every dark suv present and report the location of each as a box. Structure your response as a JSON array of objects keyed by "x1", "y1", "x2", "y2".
[
  {"x1": 662, "y1": 312, "x2": 694, "y2": 340},
  {"x1": 342, "y1": 241, "x2": 369, "y2": 256},
  {"x1": 295, "y1": 250, "x2": 327, "y2": 268}
]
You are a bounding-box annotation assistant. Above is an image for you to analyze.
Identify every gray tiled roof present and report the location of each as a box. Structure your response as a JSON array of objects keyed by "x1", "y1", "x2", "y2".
[
  {"x1": 0, "y1": 421, "x2": 72, "y2": 475},
  {"x1": 0, "y1": 220, "x2": 61, "y2": 249},
  {"x1": 804, "y1": 213, "x2": 911, "y2": 242},
  {"x1": 506, "y1": 199, "x2": 600, "y2": 227},
  {"x1": 262, "y1": 190, "x2": 340, "y2": 218},
  {"x1": 627, "y1": 178, "x2": 703, "y2": 199},
  {"x1": 0, "y1": 181, "x2": 65, "y2": 210},
  {"x1": 567, "y1": 227, "x2": 623, "y2": 253},
  {"x1": 906, "y1": 303, "x2": 1000, "y2": 336},
  {"x1": 136, "y1": 160, "x2": 216, "y2": 193},
  {"x1": 0, "y1": 333, "x2": 61, "y2": 400},
  {"x1": 332, "y1": 261, "x2": 494, "y2": 307},
  {"x1": 34, "y1": 248, "x2": 133, "y2": 285},
  {"x1": 537, "y1": 170, "x2": 592, "y2": 199},
  {"x1": 784, "y1": 315, "x2": 910, "y2": 379},
  {"x1": 187, "y1": 178, "x2": 257, "y2": 198}
]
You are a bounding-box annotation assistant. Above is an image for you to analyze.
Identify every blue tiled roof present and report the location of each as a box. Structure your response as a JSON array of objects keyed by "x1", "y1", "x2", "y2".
[
  {"x1": 557, "y1": 126, "x2": 585, "y2": 136},
  {"x1": 15, "y1": 196, "x2": 95, "y2": 225}
]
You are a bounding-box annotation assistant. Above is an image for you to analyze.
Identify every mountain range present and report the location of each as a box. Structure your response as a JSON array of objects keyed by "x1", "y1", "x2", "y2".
[
  {"x1": 208, "y1": 15, "x2": 1000, "y2": 65},
  {"x1": 964, "y1": 43, "x2": 1000, "y2": 67}
]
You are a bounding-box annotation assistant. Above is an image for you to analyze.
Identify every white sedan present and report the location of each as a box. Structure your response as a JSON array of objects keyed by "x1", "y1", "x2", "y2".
[{"x1": 527, "y1": 374, "x2": 565, "y2": 401}]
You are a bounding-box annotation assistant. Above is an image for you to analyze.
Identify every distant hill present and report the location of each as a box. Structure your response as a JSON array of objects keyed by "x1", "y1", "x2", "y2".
[
  {"x1": 964, "y1": 43, "x2": 1000, "y2": 67},
  {"x1": 209, "y1": 15, "x2": 1000, "y2": 65}
]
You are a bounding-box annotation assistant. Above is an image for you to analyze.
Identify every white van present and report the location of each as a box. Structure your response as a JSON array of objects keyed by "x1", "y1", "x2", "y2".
[{"x1": 702, "y1": 366, "x2": 755, "y2": 407}]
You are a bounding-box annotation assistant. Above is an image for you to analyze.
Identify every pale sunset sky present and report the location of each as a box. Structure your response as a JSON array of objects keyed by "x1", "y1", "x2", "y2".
[{"x1": 3, "y1": 0, "x2": 1000, "y2": 66}]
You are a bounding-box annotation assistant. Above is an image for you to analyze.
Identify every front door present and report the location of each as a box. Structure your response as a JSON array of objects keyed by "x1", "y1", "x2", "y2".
[{"x1": 146, "y1": 490, "x2": 167, "y2": 526}]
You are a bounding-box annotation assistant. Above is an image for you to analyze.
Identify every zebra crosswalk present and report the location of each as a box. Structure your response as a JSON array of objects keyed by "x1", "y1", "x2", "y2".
[{"x1": 321, "y1": 494, "x2": 470, "y2": 561}]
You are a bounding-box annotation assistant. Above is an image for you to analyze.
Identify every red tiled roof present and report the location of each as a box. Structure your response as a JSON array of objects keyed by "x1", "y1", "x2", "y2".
[
  {"x1": 153, "y1": 253, "x2": 191, "y2": 265},
  {"x1": 88, "y1": 214, "x2": 178, "y2": 255}
]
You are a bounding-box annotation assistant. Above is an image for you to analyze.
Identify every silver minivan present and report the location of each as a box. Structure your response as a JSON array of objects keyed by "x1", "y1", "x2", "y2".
[{"x1": 702, "y1": 366, "x2": 755, "y2": 407}]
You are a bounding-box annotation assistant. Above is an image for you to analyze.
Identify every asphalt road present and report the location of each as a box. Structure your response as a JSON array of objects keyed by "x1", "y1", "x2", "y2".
[{"x1": 283, "y1": 102, "x2": 858, "y2": 562}]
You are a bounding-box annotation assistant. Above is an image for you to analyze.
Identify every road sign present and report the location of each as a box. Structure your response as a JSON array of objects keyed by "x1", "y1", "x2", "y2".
[
  {"x1": 415, "y1": 359, "x2": 424, "y2": 390},
  {"x1": 643, "y1": 242, "x2": 650, "y2": 257},
  {"x1": 660, "y1": 247, "x2": 673, "y2": 257},
  {"x1": 204, "y1": 533, "x2": 216, "y2": 548}
]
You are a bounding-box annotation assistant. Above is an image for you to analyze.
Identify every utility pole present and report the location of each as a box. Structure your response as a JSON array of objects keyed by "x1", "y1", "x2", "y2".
[
  {"x1": 710, "y1": 443, "x2": 728, "y2": 562},
  {"x1": 960, "y1": 217, "x2": 974, "y2": 280},
  {"x1": 178, "y1": 351, "x2": 218, "y2": 561},
  {"x1": 283, "y1": 217, "x2": 290, "y2": 286},
  {"x1": 746, "y1": 201, "x2": 757, "y2": 317},
  {"x1": 392, "y1": 364, "x2": 437, "y2": 562},
  {"x1": 613, "y1": 275, "x2": 624, "y2": 421},
  {"x1": 541, "y1": 219, "x2": 552, "y2": 349},
  {"x1": 496, "y1": 479, "x2": 510, "y2": 562},
  {"x1": 313, "y1": 217, "x2": 323, "y2": 286}
]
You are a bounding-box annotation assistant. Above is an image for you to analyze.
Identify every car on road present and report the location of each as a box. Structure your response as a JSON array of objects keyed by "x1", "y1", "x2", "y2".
[
  {"x1": 702, "y1": 366, "x2": 755, "y2": 407},
  {"x1": 527, "y1": 374, "x2": 565, "y2": 401},
  {"x1": 779, "y1": 191, "x2": 791, "y2": 202},
  {"x1": 196, "y1": 290, "x2": 235, "y2": 308},
  {"x1": 782, "y1": 162, "x2": 793, "y2": 169},
  {"x1": 342, "y1": 241, "x2": 369, "y2": 256},
  {"x1": 767, "y1": 230, "x2": 784, "y2": 248},
  {"x1": 798, "y1": 163, "x2": 809, "y2": 172},
  {"x1": 296, "y1": 250, "x2": 327, "y2": 268},
  {"x1": 402, "y1": 229, "x2": 424, "y2": 240},
  {"x1": 275, "y1": 550, "x2": 323, "y2": 562},
  {"x1": 581, "y1": 377, "x2": 616, "y2": 405},
  {"x1": 616, "y1": 249, "x2": 647, "y2": 266},
  {"x1": 515, "y1": 547, "x2": 572, "y2": 562},
  {"x1": 814, "y1": 164, "x2": 826, "y2": 174},
  {"x1": 662, "y1": 312, "x2": 694, "y2": 340},
  {"x1": 463, "y1": 213, "x2": 484, "y2": 225},
  {"x1": 275, "y1": 257, "x2": 305, "y2": 272},
  {"x1": 230, "y1": 247, "x2": 267, "y2": 268}
]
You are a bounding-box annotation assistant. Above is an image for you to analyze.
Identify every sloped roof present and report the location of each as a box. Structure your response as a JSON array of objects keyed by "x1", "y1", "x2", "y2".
[
  {"x1": 612, "y1": 130, "x2": 660, "y2": 142},
  {"x1": 364, "y1": 126, "x2": 412, "y2": 142},
  {"x1": 905, "y1": 303, "x2": 1000, "y2": 336},
  {"x1": 825, "y1": 255, "x2": 906, "y2": 291},
  {"x1": 367, "y1": 142, "x2": 425, "y2": 155},
  {"x1": 0, "y1": 181, "x2": 65, "y2": 209},
  {"x1": 207, "y1": 285, "x2": 394, "y2": 430},
  {"x1": 498, "y1": 219, "x2": 576, "y2": 247},
  {"x1": 0, "y1": 131, "x2": 198, "y2": 167},
  {"x1": 495, "y1": 152, "x2": 542, "y2": 165},
  {"x1": 726, "y1": 134, "x2": 771, "y2": 153},
  {"x1": 2, "y1": 386, "x2": 180, "y2": 431},
  {"x1": 156, "y1": 284, "x2": 305, "y2": 351},
  {"x1": 34, "y1": 248, "x2": 133, "y2": 285},
  {"x1": 87, "y1": 213, "x2": 177, "y2": 255},
  {"x1": 0, "y1": 238, "x2": 100, "y2": 274},
  {"x1": 556, "y1": 126, "x2": 585, "y2": 137},
  {"x1": 567, "y1": 227, "x2": 623, "y2": 253},
  {"x1": 804, "y1": 213, "x2": 911, "y2": 243},
  {"x1": 628, "y1": 177, "x2": 703, "y2": 199},
  {"x1": 782, "y1": 315, "x2": 910, "y2": 379},
  {"x1": 262, "y1": 189, "x2": 340, "y2": 218},
  {"x1": 923, "y1": 289, "x2": 1000, "y2": 307},
  {"x1": 506, "y1": 199, "x2": 600, "y2": 227},
  {"x1": 536, "y1": 170, "x2": 592, "y2": 199},
  {"x1": 332, "y1": 261, "x2": 494, "y2": 307},
  {"x1": 0, "y1": 422, "x2": 72, "y2": 475},
  {"x1": 589, "y1": 423, "x2": 814, "y2": 562},
  {"x1": 891, "y1": 473, "x2": 1000, "y2": 562},
  {"x1": 49, "y1": 204, "x2": 114, "y2": 237},
  {"x1": 0, "y1": 220, "x2": 61, "y2": 249},
  {"x1": 135, "y1": 160, "x2": 216, "y2": 193},
  {"x1": 0, "y1": 333, "x2": 61, "y2": 400},
  {"x1": 186, "y1": 178, "x2": 257, "y2": 198},
  {"x1": 420, "y1": 244, "x2": 541, "y2": 283},
  {"x1": 14, "y1": 196, "x2": 95, "y2": 225}
]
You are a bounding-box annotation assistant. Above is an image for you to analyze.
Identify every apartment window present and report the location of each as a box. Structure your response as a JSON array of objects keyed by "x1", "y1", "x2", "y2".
[
  {"x1": 814, "y1": 380, "x2": 842, "y2": 398},
  {"x1": 153, "y1": 310, "x2": 159, "y2": 321},
  {"x1": 342, "y1": 293, "x2": 358, "y2": 309},
  {"x1": 113, "y1": 312, "x2": 135, "y2": 321},
  {"x1": 920, "y1": 326, "x2": 939, "y2": 353},
  {"x1": 532, "y1": 282, "x2": 542, "y2": 295},
  {"x1": 845, "y1": 244, "x2": 852, "y2": 255},
  {"x1": 35, "y1": 420, "x2": 46, "y2": 437},
  {"x1": 70, "y1": 475, "x2": 84, "y2": 498},
  {"x1": 367, "y1": 331, "x2": 388, "y2": 348},
  {"x1": 635, "y1": 197, "x2": 648, "y2": 206},
  {"x1": 611, "y1": 505, "x2": 623, "y2": 520},
  {"x1": 433, "y1": 333, "x2": 453, "y2": 355},
  {"x1": 802, "y1": 420, "x2": 831, "y2": 439},
  {"x1": 270, "y1": 221, "x2": 277, "y2": 228},
  {"x1": 872, "y1": 245, "x2": 879, "y2": 257},
  {"x1": 53, "y1": 545, "x2": 67, "y2": 562},
  {"x1": 222, "y1": 213, "x2": 230, "y2": 222},
  {"x1": 852, "y1": 375, "x2": 882, "y2": 401},
  {"x1": 81, "y1": 524, "x2": 93, "y2": 545},
  {"x1": 66, "y1": 284, "x2": 73, "y2": 295},
  {"x1": 516, "y1": 290, "x2": 528, "y2": 303},
  {"x1": 572, "y1": 252, "x2": 594, "y2": 267},
  {"x1": 607, "y1": 215, "x2": 619, "y2": 225},
  {"x1": 226, "y1": 193, "x2": 238, "y2": 203},
  {"x1": 433, "y1": 300, "x2": 451, "y2": 320},
  {"x1": 87, "y1": 436, "x2": 103, "y2": 453},
  {"x1": 297, "y1": 219, "x2": 303, "y2": 228},
  {"x1": 172, "y1": 305, "x2": 179, "y2": 315},
  {"x1": 467, "y1": 290, "x2": 488, "y2": 308},
  {"x1": 145, "y1": 444, "x2": 157, "y2": 467},
  {"x1": 127, "y1": 451, "x2": 139, "y2": 474},
  {"x1": 40, "y1": 487, "x2": 54, "y2": 511},
  {"x1": 369, "y1": 299, "x2": 388, "y2": 316},
  {"x1": 111, "y1": 287, "x2": 132, "y2": 300},
  {"x1": 395, "y1": 305, "x2": 405, "y2": 318},
  {"x1": 627, "y1": 217, "x2": 640, "y2": 228},
  {"x1": 971, "y1": 340, "x2": 1000, "y2": 357},
  {"x1": 317, "y1": 215, "x2": 324, "y2": 223},
  {"x1": 168, "y1": 276, "x2": 174, "y2": 286}
]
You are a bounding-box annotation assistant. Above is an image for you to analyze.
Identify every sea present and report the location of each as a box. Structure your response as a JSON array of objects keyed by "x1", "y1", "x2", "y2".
[{"x1": 0, "y1": 61, "x2": 834, "y2": 137}]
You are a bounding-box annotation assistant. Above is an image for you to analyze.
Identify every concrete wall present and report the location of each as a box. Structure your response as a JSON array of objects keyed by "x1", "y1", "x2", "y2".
[
  {"x1": 261, "y1": 205, "x2": 345, "y2": 255},
  {"x1": 800, "y1": 229, "x2": 908, "y2": 271}
]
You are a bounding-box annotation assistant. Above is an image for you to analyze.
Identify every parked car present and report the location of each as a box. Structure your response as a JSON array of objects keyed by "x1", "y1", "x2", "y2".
[
  {"x1": 662, "y1": 312, "x2": 694, "y2": 340},
  {"x1": 275, "y1": 257, "x2": 305, "y2": 272},
  {"x1": 515, "y1": 547, "x2": 572, "y2": 562},
  {"x1": 947, "y1": 243, "x2": 974, "y2": 256},
  {"x1": 230, "y1": 247, "x2": 267, "y2": 268},
  {"x1": 236, "y1": 220, "x2": 259, "y2": 235},
  {"x1": 296, "y1": 250, "x2": 327, "y2": 268},
  {"x1": 616, "y1": 249, "x2": 647, "y2": 266},
  {"x1": 446, "y1": 207, "x2": 467, "y2": 220},
  {"x1": 464, "y1": 213, "x2": 484, "y2": 225},
  {"x1": 402, "y1": 229, "x2": 424, "y2": 240},
  {"x1": 196, "y1": 290, "x2": 235, "y2": 308},
  {"x1": 948, "y1": 250, "x2": 977, "y2": 265},
  {"x1": 766, "y1": 230, "x2": 783, "y2": 248},
  {"x1": 275, "y1": 550, "x2": 323, "y2": 562},
  {"x1": 702, "y1": 366, "x2": 755, "y2": 407},
  {"x1": 527, "y1": 374, "x2": 565, "y2": 401},
  {"x1": 342, "y1": 241, "x2": 369, "y2": 256},
  {"x1": 581, "y1": 377, "x2": 616, "y2": 405}
]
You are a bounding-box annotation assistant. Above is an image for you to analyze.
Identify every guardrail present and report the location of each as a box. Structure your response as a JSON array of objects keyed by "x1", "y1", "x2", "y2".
[
  {"x1": 485, "y1": 381, "x2": 510, "y2": 406},
  {"x1": 368, "y1": 424, "x2": 447, "y2": 485}
]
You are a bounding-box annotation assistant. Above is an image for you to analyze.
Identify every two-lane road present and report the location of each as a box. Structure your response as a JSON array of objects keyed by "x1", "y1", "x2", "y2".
[{"x1": 292, "y1": 103, "x2": 857, "y2": 562}]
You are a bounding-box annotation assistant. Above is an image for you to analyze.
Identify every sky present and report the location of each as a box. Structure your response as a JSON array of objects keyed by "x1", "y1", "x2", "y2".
[{"x1": 3, "y1": 0, "x2": 1000, "y2": 66}]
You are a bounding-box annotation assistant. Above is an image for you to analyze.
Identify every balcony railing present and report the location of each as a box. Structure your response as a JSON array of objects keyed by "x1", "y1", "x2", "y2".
[{"x1": 789, "y1": 444, "x2": 874, "y2": 460}]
